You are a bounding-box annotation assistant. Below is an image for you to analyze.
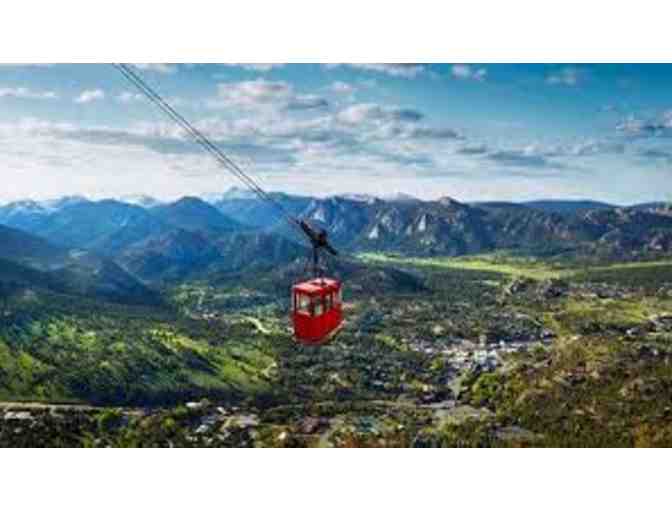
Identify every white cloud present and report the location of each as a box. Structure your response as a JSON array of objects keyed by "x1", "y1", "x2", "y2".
[
  {"x1": 131, "y1": 63, "x2": 177, "y2": 74},
  {"x1": 210, "y1": 79, "x2": 328, "y2": 111},
  {"x1": 451, "y1": 64, "x2": 487, "y2": 81},
  {"x1": 616, "y1": 113, "x2": 672, "y2": 138},
  {"x1": 325, "y1": 64, "x2": 426, "y2": 78},
  {"x1": 454, "y1": 139, "x2": 625, "y2": 168},
  {"x1": 218, "y1": 64, "x2": 285, "y2": 72},
  {"x1": 0, "y1": 87, "x2": 58, "y2": 99},
  {"x1": 75, "y1": 89, "x2": 105, "y2": 104},
  {"x1": 287, "y1": 94, "x2": 329, "y2": 111},
  {"x1": 214, "y1": 79, "x2": 292, "y2": 107},
  {"x1": 337, "y1": 103, "x2": 423, "y2": 125},
  {"x1": 546, "y1": 67, "x2": 582, "y2": 86},
  {"x1": 116, "y1": 91, "x2": 144, "y2": 103},
  {"x1": 0, "y1": 113, "x2": 666, "y2": 204},
  {"x1": 565, "y1": 139, "x2": 625, "y2": 157},
  {"x1": 0, "y1": 93, "x2": 463, "y2": 188}
]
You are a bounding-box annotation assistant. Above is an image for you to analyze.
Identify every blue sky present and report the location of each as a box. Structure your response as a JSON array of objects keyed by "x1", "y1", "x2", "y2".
[{"x1": 0, "y1": 63, "x2": 671, "y2": 204}]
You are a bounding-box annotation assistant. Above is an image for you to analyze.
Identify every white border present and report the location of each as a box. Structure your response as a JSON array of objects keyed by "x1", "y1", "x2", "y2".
[
  {"x1": 1, "y1": 1, "x2": 671, "y2": 61},
  {"x1": 1, "y1": 449, "x2": 668, "y2": 509},
  {"x1": 1, "y1": 3, "x2": 669, "y2": 509}
]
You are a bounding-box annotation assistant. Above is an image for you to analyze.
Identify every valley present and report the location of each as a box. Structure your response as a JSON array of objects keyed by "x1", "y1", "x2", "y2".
[{"x1": 1, "y1": 192, "x2": 672, "y2": 447}]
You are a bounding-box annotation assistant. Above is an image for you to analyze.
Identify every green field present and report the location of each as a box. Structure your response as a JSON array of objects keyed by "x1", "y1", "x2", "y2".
[
  {"x1": 3, "y1": 252, "x2": 672, "y2": 446},
  {"x1": 359, "y1": 252, "x2": 672, "y2": 284}
]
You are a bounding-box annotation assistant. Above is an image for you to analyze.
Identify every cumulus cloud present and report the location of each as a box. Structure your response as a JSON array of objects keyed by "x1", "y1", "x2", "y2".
[
  {"x1": 0, "y1": 67, "x2": 634, "y2": 201},
  {"x1": 0, "y1": 111, "x2": 661, "y2": 204},
  {"x1": 617, "y1": 114, "x2": 672, "y2": 138},
  {"x1": 211, "y1": 79, "x2": 328, "y2": 111},
  {"x1": 451, "y1": 65, "x2": 487, "y2": 81},
  {"x1": 546, "y1": 66, "x2": 583, "y2": 86},
  {"x1": 336, "y1": 103, "x2": 424, "y2": 124},
  {"x1": 325, "y1": 63, "x2": 426, "y2": 78},
  {"x1": 0, "y1": 87, "x2": 58, "y2": 99},
  {"x1": 455, "y1": 139, "x2": 624, "y2": 167},
  {"x1": 0, "y1": 119, "x2": 258, "y2": 203},
  {"x1": 0, "y1": 117, "x2": 296, "y2": 167},
  {"x1": 74, "y1": 89, "x2": 105, "y2": 104},
  {"x1": 458, "y1": 144, "x2": 552, "y2": 170},
  {"x1": 0, "y1": 88, "x2": 467, "y2": 190}
]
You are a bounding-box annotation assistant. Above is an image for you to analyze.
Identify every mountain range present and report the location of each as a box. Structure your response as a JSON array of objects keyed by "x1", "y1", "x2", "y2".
[
  {"x1": 0, "y1": 223, "x2": 159, "y2": 305},
  {"x1": 1, "y1": 190, "x2": 671, "y2": 305}
]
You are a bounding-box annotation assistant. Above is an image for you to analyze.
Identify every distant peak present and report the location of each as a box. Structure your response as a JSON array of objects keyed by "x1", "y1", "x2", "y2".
[
  {"x1": 42, "y1": 195, "x2": 90, "y2": 209},
  {"x1": 118, "y1": 194, "x2": 162, "y2": 208},
  {"x1": 337, "y1": 193, "x2": 379, "y2": 204},
  {"x1": 383, "y1": 192, "x2": 421, "y2": 203},
  {"x1": 173, "y1": 196, "x2": 210, "y2": 207},
  {"x1": 220, "y1": 186, "x2": 259, "y2": 200},
  {"x1": 438, "y1": 196, "x2": 464, "y2": 207}
]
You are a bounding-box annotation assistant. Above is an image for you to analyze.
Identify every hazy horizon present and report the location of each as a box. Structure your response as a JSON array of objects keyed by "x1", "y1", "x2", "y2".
[{"x1": 1, "y1": 186, "x2": 669, "y2": 208}]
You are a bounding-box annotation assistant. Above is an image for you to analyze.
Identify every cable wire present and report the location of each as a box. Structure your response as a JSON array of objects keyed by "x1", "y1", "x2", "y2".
[{"x1": 112, "y1": 63, "x2": 305, "y2": 240}]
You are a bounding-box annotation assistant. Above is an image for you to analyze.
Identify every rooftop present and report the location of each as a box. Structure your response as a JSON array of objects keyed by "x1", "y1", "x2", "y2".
[{"x1": 293, "y1": 278, "x2": 340, "y2": 294}]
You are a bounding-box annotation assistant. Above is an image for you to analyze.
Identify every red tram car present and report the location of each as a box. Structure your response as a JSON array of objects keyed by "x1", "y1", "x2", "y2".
[{"x1": 292, "y1": 278, "x2": 343, "y2": 345}]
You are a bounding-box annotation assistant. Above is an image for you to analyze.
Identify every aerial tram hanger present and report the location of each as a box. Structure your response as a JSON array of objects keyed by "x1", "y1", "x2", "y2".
[
  {"x1": 112, "y1": 64, "x2": 343, "y2": 345},
  {"x1": 292, "y1": 219, "x2": 343, "y2": 344}
]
